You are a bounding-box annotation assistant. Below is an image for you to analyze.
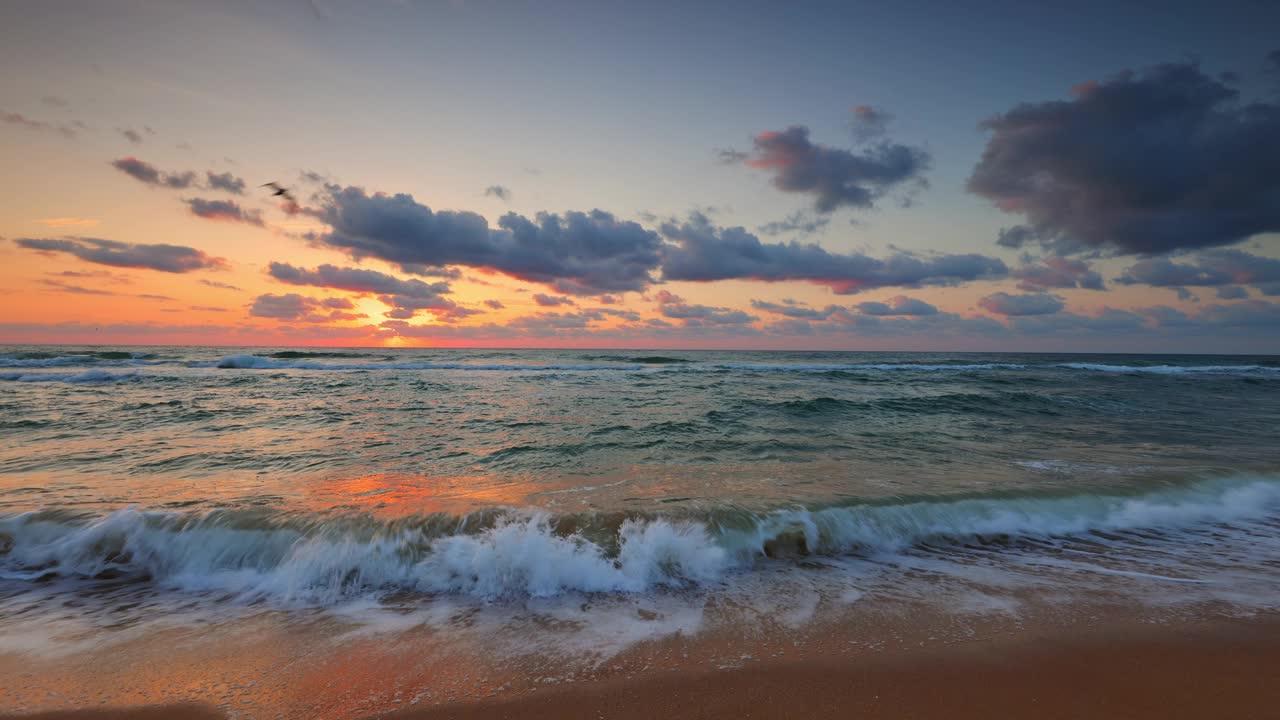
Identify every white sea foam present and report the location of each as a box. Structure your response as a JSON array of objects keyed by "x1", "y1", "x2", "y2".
[{"x1": 1, "y1": 476, "x2": 1277, "y2": 603}]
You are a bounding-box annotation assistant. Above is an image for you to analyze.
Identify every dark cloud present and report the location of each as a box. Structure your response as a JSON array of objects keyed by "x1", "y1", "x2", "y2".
[
  {"x1": 200, "y1": 279, "x2": 242, "y2": 291},
  {"x1": 533, "y1": 293, "x2": 575, "y2": 307},
  {"x1": 978, "y1": 292, "x2": 1065, "y2": 316},
  {"x1": 41, "y1": 279, "x2": 115, "y2": 295},
  {"x1": 750, "y1": 299, "x2": 837, "y2": 320},
  {"x1": 306, "y1": 185, "x2": 663, "y2": 296},
  {"x1": 855, "y1": 295, "x2": 939, "y2": 316},
  {"x1": 850, "y1": 105, "x2": 891, "y2": 143},
  {"x1": 1012, "y1": 256, "x2": 1105, "y2": 291},
  {"x1": 205, "y1": 171, "x2": 246, "y2": 195},
  {"x1": 757, "y1": 210, "x2": 830, "y2": 237},
  {"x1": 654, "y1": 290, "x2": 756, "y2": 326},
  {"x1": 15, "y1": 236, "x2": 228, "y2": 273},
  {"x1": 968, "y1": 62, "x2": 1280, "y2": 255},
  {"x1": 110, "y1": 157, "x2": 197, "y2": 189},
  {"x1": 1009, "y1": 307, "x2": 1146, "y2": 335},
  {"x1": 2, "y1": 111, "x2": 77, "y2": 138},
  {"x1": 484, "y1": 185, "x2": 511, "y2": 202},
  {"x1": 660, "y1": 213, "x2": 1006, "y2": 294},
  {"x1": 1216, "y1": 285, "x2": 1249, "y2": 299},
  {"x1": 249, "y1": 293, "x2": 364, "y2": 323},
  {"x1": 267, "y1": 261, "x2": 471, "y2": 320},
  {"x1": 484, "y1": 299, "x2": 505, "y2": 309},
  {"x1": 46, "y1": 269, "x2": 132, "y2": 284},
  {"x1": 1268, "y1": 49, "x2": 1280, "y2": 71},
  {"x1": 189, "y1": 305, "x2": 227, "y2": 312},
  {"x1": 184, "y1": 198, "x2": 264, "y2": 226},
  {"x1": 1114, "y1": 250, "x2": 1280, "y2": 297},
  {"x1": 118, "y1": 128, "x2": 143, "y2": 144},
  {"x1": 731, "y1": 125, "x2": 929, "y2": 213}
]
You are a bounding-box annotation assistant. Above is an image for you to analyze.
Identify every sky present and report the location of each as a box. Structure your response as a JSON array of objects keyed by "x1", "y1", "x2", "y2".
[{"x1": 2, "y1": 0, "x2": 1279, "y2": 352}]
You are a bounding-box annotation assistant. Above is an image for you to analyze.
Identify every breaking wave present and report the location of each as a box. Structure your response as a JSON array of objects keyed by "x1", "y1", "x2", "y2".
[
  {"x1": 2, "y1": 475, "x2": 1276, "y2": 602},
  {"x1": 0, "y1": 370, "x2": 138, "y2": 384},
  {"x1": 1058, "y1": 363, "x2": 1280, "y2": 375}
]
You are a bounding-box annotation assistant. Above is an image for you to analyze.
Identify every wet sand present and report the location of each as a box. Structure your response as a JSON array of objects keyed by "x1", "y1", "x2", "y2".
[{"x1": 3, "y1": 616, "x2": 1276, "y2": 720}]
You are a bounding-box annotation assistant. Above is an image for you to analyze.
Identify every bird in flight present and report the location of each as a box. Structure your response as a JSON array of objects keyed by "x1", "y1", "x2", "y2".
[
  {"x1": 261, "y1": 182, "x2": 301, "y2": 215},
  {"x1": 261, "y1": 182, "x2": 296, "y2": 203}
]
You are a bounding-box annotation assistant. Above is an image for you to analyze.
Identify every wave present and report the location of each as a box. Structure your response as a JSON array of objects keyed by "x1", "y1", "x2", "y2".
[
  {"x1": 207, "y1": 354, "x2": 643, "y2": 371},
  {"x1": 203, "y1": 355, "x2": 1030, "y2": 374},
  {"x1": 266, "y1": 351, "x2": 388, "y2": 360},
  {"x1": 0, "y1": 352, "x2": 157, "y2": 368},
  {"x1": 2, "y1": 475, "x2": 1275, "y2": 602},
  {"x1": 711, "y1": 363, "x2": 1026, "y2": 372},
  {"x1": 0, "y1": 370, "x2": 138, "y2": 383},
  {"x1": 1058, "y1": 363, "x2": 1280, "y2": 375},
  {"x1": 579, "y1": 355, "x2": 694, "y2": 364}
]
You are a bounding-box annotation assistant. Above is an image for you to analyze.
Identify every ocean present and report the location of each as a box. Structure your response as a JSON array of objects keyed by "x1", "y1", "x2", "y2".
[{"x1": 2, "y1": 346, "x2": 1280, "y2": 712}]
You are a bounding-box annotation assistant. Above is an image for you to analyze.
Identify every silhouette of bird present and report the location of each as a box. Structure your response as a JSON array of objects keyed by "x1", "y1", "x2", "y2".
[{"x1": 261, "y1": 182, "x2": 296, "y2": 203}]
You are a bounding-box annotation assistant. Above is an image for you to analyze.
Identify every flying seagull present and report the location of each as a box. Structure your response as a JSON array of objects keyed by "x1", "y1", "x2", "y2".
[{"x1": 261, "y1": 182, "x2": 296, "y2": 204}]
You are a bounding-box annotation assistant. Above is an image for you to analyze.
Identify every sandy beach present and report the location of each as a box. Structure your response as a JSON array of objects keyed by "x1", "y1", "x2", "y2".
[{"x1": 3, "y1": 612, "x2": 1276, "y2": 720}]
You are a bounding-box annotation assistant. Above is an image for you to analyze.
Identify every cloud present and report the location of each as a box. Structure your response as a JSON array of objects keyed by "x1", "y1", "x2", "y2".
[
  {"x1": 249, "y1": 293, "x2": 364, "y2": 323},
  {"x1": 267, "y1": 261, "x2": 471, "y2": 320},
  {"x1": 184, "y1": 198, "x2": 264, "y2": 226},
  {"x1": 306, "y1": 185, "x2": 663, "y2": 296},
  {"x1": 110, "y1": 157, "x2": 197, "y2": 189},
  {"x1": 757, "y1": 210, "x2": 830, "y2": 237},
  {"x1": 398, "y1": 264, "x2": 461, "y2": 279},
  {"x1": 1115, "y1": 249, "x2": 1280, "y2": 292},
  {"x1": 484, "y1": 185, "x2": 511, "y2": 202},
  {"x1": 660, "y1": 213, "x2": 1006, "y2": 293},
  {"x1": 1216, "y1": 285, "x2": 1249, "y2": 299},
  {"x1": 1008, "y1": 307, "x2": 1146, "y2": 334},
  {"x1": 850, "y1": 105, "x2": 891, "y2": 143},
  {"x1": 968, "y1": 61, "x2": 1280, "y2": 255},
  {"x1": 750, "y1": 299, "x2": 838, "y2": 320},
  {"x1": 483, "y1": 299, "x2": 505, "y2": 309},
  {"x1": 731, "y1": 124, "x2": 929, "y2": 213},
  {"x1": 654, "y1": 290, "x2": 756, "y2": 325},
  {"x1": 37, "y1": 217, "x2": 99, "y2": 228},
  {"x1": 2, "y1": 111, "x2": 77, "y2": 138},
  {"x1": 14, "y1": 236, "x2": 228, "y2": 273},
  {"x1": 205, "y1": 171, "x2": 247, "y2": 195},
  {"x1": 118, "y1": 128, "x2": 143, "y2": 144},
  {"x1": 1012, "y1": 256, "x2": 1105, "y2": 291},
  {"x1": 855, "y1": 295, "x2": 939, "y2": 316},
  {"x1": 978, "y1": 292, "x2": 1065, "y2": 316},
  {"x1": 41, "y1": 279, "x2": 115, "y2": 295},
  {"x1": 200, "y1": 279, "x2": 242, "y2": 291},
  {"x1": 533, "y1": 293, "x2": 575, "y2": 307}
]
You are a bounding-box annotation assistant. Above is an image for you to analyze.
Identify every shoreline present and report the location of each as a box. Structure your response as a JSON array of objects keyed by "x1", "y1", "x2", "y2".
[{"x1": 3, "y1": 614, "x2": 1276, "y2": 719}]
